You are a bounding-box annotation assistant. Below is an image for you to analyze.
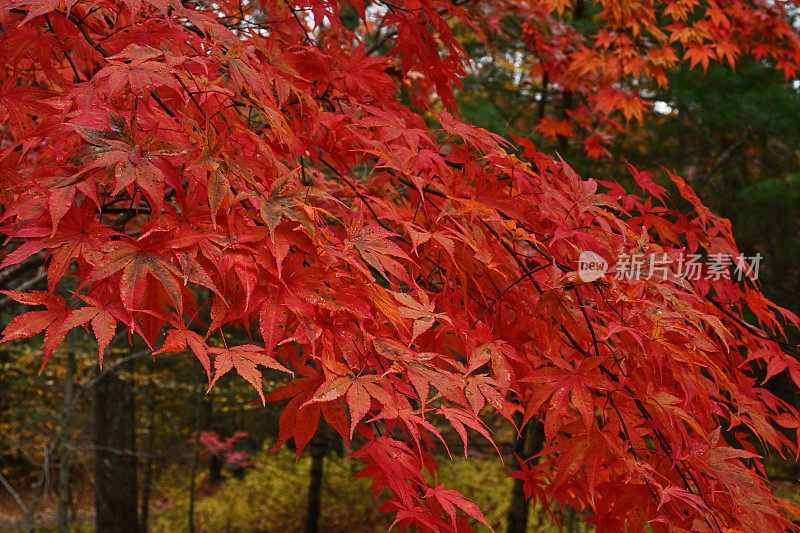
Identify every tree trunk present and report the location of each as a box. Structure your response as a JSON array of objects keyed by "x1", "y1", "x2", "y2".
[
  {"x1": 209, "y1": 455, "x2": 223, "y2": 484},
  {"x1": 93, "y1": 355, "x2": 139, "y2": 533},
  {"x1": 304, "y1": 437, "x2": 327, "y2": 533},
  {"x1": 188, "y1": 369, "x2": 209, "y2": 533},
  {"x1": 506, "y1": 415, "x2": 544, "y2": 533},
  {"x1": 188, "y1": 439, "x2": 199, "y2": 533},
  {"x1": 56, "y1": 351, "x2": 76, "y2": 533},
  {"x1": 140, "y1": 379, "x2": 156, "y2": 533}
]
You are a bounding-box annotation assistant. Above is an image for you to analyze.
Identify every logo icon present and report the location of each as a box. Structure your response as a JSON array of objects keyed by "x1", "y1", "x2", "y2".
[{"x1": 578, "y1": 251, "x2": 608, "y2": 282}]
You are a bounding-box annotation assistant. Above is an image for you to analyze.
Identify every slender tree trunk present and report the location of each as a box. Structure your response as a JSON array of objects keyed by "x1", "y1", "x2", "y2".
[
  {"x1": 506, "y1": 414, "x2": 544, "y2": 533},
  {"x1": 140, "y1": 379, "x2": 156, "y2": 533},
  {"x1": 56, "y1": 351, "x2": 76, "y2": 533},
  {"x1": 188, "y1": 442, "x2": 199, "y2": 533},
  {"x1": 537, "y1": 73, "x2": 549, "y2": 122},
  {"x1": 93, "y1": 354, "x2": 139, "y2": 533},
  {"x1": 304, "y1": 437, "x2": 327, "y2": 533},
  {"x1": 203, "y1": 392, "x2": 220, "y2": 484},
  {"x1": 506, "y1": 417, "x2": 530, "y2": 533},
  {"x1": 209, "y1": 455, "x2": 223, "y2": 484},
  {"x1": 565, "y1": 504, "x2": 577, "y2": 533},
  {"x1": 188, "y1": 370, "x2": 207, "y2": 533}
]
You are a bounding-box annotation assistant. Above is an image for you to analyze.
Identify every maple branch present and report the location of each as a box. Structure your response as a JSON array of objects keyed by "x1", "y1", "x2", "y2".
[
  {"x1": 284, "y1": 0, "x2": 313, "y2": 45},
  {"x1": 43, "y1": 14, "x2": 83, "y2": 83},
  {"x1": 173, "y1": 4, "x2": 209, "y2": 38},
  {"x1": 63, "y1": 442, "x2": 162, "y2": 457},
  {"x1": 705, "y1": 294, "x2": 800, "y2": 358},
  {"x1": 65, "y1": 11, "x2": 110, "y2": 57},
  {"x1": 466, "y1": 197, "x2": 726, "y2": 519},
  {"x1": 103, "y1": 206, "x2": 153, "y2": 214},
  {"x1": 107, "y1": 188, "x2": 176, "y2": 229},
  {"x1": 63, "y1": 50, "x2": 83, "y2": 83},
  {"x1": 551, "y1": 306, "x2": 664, "y2": 507},
  {"x1": 692, "y1": 135, "x2": 749, "y2": 192},
  {"x1": 406, "y1": 179, "x2": 552, "y2": 315},
  {"x1": 573, "y1": 286, "x2": 724, "y2": 531},
  {"x1": 468, "y1": 210, "x2": 675, "y2": 512},
  {"x1": 474, "y1": 214, "x2": 679, "y2": 518},
  {"x1": 317, "y1": 156, "x2": 402, "y2": 238},
  {"x1": 0, "y1": 470, "x2": 27, "y2": 517},
  {"x1": 0, "y1": 273, "x2": 47, "y2": 312},
  {"x1": 366, "y1": 26, "x2": 396, "y2": 56},
  {"x1": 472, "y1": 210, "x2": 567, "y2": 271},
  {"x1": 174, "y1": 74, "x2": 208, "y2": 119},
  {"x1": 150, "y1": 91, "x2": 178, "y2": 118},
  {"x1": 469, "y1": 263, "x2": 549, "y2": 330},
  {"x1": 395, "y1": 174, "x2": 447, "y2": 198},
  {"x1": 0, "y1": 253, "x2": 45, "y2": 287}
]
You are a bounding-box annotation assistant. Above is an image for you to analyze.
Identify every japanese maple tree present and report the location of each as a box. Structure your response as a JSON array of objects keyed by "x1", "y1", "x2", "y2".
[{"x1": 2, "y1": 0, "x2": 800, "y2": 531}]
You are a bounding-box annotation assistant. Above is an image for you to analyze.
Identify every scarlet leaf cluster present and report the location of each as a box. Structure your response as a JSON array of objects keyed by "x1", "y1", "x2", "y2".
[{"x1": 2, "y1": 0, "x2": 800, "y2": 531}]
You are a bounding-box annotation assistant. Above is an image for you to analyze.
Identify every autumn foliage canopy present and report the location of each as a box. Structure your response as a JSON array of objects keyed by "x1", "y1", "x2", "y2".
[{"x1": 2, "y1": 0, "x2": 800, "y2": 530}]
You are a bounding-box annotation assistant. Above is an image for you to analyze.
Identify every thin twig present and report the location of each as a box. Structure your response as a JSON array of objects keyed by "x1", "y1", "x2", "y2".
[{"x1": 469, "y1": 263, "x2": 549, "y2": 330}]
